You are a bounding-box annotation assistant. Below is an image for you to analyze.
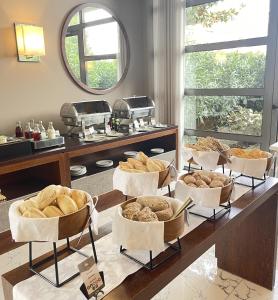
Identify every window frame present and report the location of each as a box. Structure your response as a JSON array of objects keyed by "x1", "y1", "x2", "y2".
[
  {"x1": 183, "y1": 0, "x2": 278, "y2": 149},
  {"x1": 65, "y1": 10, "x2": 119, "y2": 87}
]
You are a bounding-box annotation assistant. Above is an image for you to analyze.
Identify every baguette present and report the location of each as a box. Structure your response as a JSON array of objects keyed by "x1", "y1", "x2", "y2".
[
  {"x1": 57, "y1": 195, "x2": 78, "y2": 215},
  {"x1": 43, "y1": 206, "x2": 64, "y2": 218},
  {"x1": 22, "y1": 207, "x2": 46, "y2": 218}
]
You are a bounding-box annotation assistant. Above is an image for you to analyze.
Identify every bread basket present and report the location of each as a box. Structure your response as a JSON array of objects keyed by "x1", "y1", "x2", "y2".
[
  {"x1": 9, "y1": 191, "x2": 97, "y2": 242},
  {"x1": 228, "y1": 152, "x2": 273, "y2": 178},
  {"x1": 121, "y1": 197, "x2": 184, "y2": 243},
  {"x1": 176, "y1": 172, "x2": 234, "y2": 208},
  {"x1": 188, "y1": 149, "x2": 230, "y2": 166}
]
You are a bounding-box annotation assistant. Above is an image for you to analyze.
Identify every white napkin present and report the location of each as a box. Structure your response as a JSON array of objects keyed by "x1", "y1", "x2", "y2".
[
  {"x1": 9, "y1": 192, "x2": 98, "y2": 242},
  {"x1": 228, "y1": 156, "x2": 268, "y2": 178},
  {"x1": 112, "y1": 196, "x2": 183, "y2": 251},
  {"x1": 9, "y1": 200, "x2": 59, "y2": 242},
  {"x1": 175, "y1": 180, "x2": 222, "y2": 209},
  {"x1": 113, "y1": 167, "x2": 160, "y2": 197},
  {"x1": 184, "y1": 147, "x2": 220, "y2": 170}
]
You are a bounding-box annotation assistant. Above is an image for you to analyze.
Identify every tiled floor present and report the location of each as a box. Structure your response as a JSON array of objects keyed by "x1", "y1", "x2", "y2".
[{"x1": 1, "y1": 201, "x2": 278, "y2": 300}]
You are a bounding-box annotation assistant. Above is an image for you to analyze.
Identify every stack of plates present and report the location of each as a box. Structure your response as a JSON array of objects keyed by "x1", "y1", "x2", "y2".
[
  {"x1": 70, "y1": 165, "x2": 87, "y2": 177},
  {"x1": 151, "y1": 148, "x2": 165, "y2": 154},
  {"x1": 124, "y1": 151, "x2": 138, "y2": 158},
  {"x1": 96, "y1": 160, "x2": 114, "y2": 168}
]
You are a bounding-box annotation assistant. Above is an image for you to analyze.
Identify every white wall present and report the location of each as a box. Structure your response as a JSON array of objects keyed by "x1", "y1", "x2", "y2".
[{"x1": 0, "y1": 0, "x2": 150, "y2": 135}]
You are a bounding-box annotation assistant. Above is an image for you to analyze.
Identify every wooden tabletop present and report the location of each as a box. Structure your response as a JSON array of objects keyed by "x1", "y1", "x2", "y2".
[
  {"x1": 2, "y1": 178, "x2": 278, "y2": 300},
  {"x1": 0, "y1": 126, "x2": 177, "y2": 167}
]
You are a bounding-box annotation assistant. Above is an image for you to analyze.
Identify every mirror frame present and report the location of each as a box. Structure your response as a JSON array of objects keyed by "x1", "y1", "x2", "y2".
[{"x1": 61, "y1": 3, "x2": 130, "y2": 95}]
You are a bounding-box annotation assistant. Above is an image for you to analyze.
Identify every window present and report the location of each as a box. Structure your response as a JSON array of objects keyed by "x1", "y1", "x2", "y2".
[
  {"x1": 65, "y1": 8, "x2": 120, "y2": 89},
  {"x1": 184, "y1": 0, "x2": 278, "y2": 150}
]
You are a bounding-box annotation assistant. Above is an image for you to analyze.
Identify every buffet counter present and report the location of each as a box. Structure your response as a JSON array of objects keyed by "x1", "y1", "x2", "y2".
[
  {"x1": 2, "y1": 177, "x2": 278, "y2": 299},
  {"x1": 0, "y1": 126, "x2": 178, "y2": 232}
]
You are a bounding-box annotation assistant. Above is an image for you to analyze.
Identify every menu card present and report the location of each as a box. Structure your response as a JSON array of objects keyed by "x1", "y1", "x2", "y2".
[{"x1": 78, "y1": 257, "x2": 104, "y2": 298}]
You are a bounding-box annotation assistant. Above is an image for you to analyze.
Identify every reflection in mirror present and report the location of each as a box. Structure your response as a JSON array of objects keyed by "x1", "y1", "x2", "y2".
[{"x1": 62, "y1": 4, "x2": 129, "y2": 94}]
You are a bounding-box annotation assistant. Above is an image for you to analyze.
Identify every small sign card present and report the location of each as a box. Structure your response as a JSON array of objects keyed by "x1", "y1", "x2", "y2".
[
  {"x1": 105, "y1": 124, "x2": 112, "y2": 134},
  {"x1": 89, "y1": 126, "x2": 95, "y2": 135},
  {"x1": 139, "y1": 118, "x2": 145, "y2": 127},
  {"x1": 133, "y1": 120, "x2": 140, "y2": 130},
  {"x1": 78, "y1": 257, "x2": 104, "y2": 298}
]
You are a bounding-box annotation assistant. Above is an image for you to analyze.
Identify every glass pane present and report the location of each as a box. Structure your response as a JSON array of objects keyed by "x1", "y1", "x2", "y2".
[
  {"x1": 185, "y1": 46, "x2": 266, "y2": 89},
  {"x1": 83, "y1": 7, "x2": 112, "y2": 23},
  {"x1": 69, "y1": 13, "x2": 80, "y2": 26},
  {"x1": 86, "y1": 59, "x2": 118, "y2": 89},
  {"x1": 84, "y1": 22, "x2": 119, "y2": 56},
  {"x1": 185, "y1": 0, "x2": 270, "y2": 45},
  {"x1": 184, "y1": 96, "x2": 263, "y2": 136},
  {"x1": 65, "y1": 36, "x2": 80, "y2": 80},
  {"x1": 184, "y1": 135, "x2": 260, "y2": 150}
]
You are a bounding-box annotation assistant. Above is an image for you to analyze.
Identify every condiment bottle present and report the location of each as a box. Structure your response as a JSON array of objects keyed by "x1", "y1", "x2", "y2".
[
  {"x1": 15, "y1": 121, "x2": 23, "y2": 138},
  {"x1": 38, "y1": 121, "x2": 47, "y2": 139},
  {"x1": 33, "y1": 124, "x2": 41, "y2": 141},
  {"x1": 24, "y1": 122, "x2": 33, "y2": 139},
  {"x1": 30, "y1": 119, "x2": 35, "y2": 131},
  {"x1": 47, "y1": 122, "x2": 56, "y2": 139}
]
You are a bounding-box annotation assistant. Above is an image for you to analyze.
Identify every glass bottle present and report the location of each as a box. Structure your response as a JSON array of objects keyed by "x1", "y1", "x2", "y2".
[
  {"x1": 38, "y1": 121, "x2": 47, "y2": 139},
  {"x1": 47, "y1": 122, "x2": 56, "y2": 139},
  {"x1": 15, "y1": 121, "x2": 23, "y2": 138},
  {"x1": 33, "y1": 124, "x2": 41, "y2": 141},
  {"x1": 30, "y1": 119, "x2": 35, "y2": 131},
  {"x1": 24, "y1": 122, "x2": 33, "y2": 139}
]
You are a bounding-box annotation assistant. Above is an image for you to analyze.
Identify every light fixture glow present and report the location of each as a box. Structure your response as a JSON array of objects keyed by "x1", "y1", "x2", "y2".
[{"x1": 15, "y1": 23, "x2": 45, "y2": 62}]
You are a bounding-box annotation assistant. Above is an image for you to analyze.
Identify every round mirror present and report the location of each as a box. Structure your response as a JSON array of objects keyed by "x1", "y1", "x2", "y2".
[{"x1": 61, "y1": 4, "x2": 130, "y2": 94}]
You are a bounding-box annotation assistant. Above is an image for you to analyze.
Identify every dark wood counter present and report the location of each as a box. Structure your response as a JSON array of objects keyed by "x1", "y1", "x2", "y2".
[
  {"x1": 2, "y1": 178, "x2": 278, "y2": 300},
  {"x1": 0, "y1": 126, "x2": 178, "y2": 201}
]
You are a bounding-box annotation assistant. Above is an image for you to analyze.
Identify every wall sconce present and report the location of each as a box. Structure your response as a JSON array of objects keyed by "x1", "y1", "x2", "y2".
[{"x1": 14, "y1": 23, "x2": 45, "y2": 62}]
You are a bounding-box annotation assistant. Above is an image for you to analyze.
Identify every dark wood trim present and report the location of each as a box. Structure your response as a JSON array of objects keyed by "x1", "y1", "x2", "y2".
[{"x1": 2, "y1": 178, "x2": 278, "y2": 300}]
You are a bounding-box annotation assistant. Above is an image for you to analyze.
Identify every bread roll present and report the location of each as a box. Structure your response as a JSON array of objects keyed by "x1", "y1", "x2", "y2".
[
  {"x1": 137, "y1": 197, "x2": 169, "y2": 212},
  {"x1": 210, "y1": 180, "x2": 224, "y2": 188},
  {"x1": 196, "y1": 179, "x2": 207, "y2": 187},
  {"x1": 124, "y1": 202, "x2": 142, "y2": 211},
  {"x1": 199, "y1": 184, "x2": 209, "y2": 188},
  {"x1": 153, "y1": 159, "x2": 166, "y2": 171},
  {"x1": 184, "y1": 175, "x2": 196, "y2": 184},
  {"x1": 57, "y1": 195, "x2": 78, "y2": 215},
  {"x1": 123, "y1": 169, "x2": 145, "y2": 173},
  {"x1": 200, "y1": 175, "x2": 211, "y2": 185},
  {"x1": 36, "y1": 185, "x2": 57, "y2": 210},
  {"x1": 43, "y1": 206, "x2": 64, "y2": 218},
  {"x1": 22, "y1": 207, "x2": 46, "y2": 218},
  {"x1": 146, "y1": 159, "x2": 161, "y2": 172},
  {"x1": 187, "y1": 183, "x2": 197, "y2": 187},
  {"x1": 71, "y1": 190, "x2": 87, "y2": 209},
  {"x1": 137, "y1": 207, "x2": 158, "y2": 222},
  {"x1": 137, "y1": 152, "x2": 149, "y2": 164},
  {"x1": 119, "y1": 161, "x2": 133, "y2": 169},
  {"x1": 18, "y1": 198, "x2": 38, "y2": 215},
  {"x1": 57, "y1": 186, "x2": 71, "y2": 196},
  {"x1": 127, "y1": 158, "x2": 140, "y2": 168},
  {"x1": 155, "y1": 207, "x2": 173, "y2": 221}
]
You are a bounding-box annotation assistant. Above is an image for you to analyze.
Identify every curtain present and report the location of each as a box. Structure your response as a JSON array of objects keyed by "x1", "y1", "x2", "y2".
[
  {"x1": 117, "y1": 26, "x2": 127, "y2": 80},
  {"x1": 153, "y1": 0, "x2": 185, "y2": 169}
]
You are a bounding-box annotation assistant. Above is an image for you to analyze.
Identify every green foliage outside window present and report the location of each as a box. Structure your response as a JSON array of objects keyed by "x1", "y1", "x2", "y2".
[{"x1": 185, "y1": 1, "x2": 264, "y2": 136}]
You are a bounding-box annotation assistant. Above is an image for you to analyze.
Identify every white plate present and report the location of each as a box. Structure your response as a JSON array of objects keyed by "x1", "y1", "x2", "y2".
[
  {"x1": 124, "y1": 151, "x2": 138, "y2": 157},
  {"x1": 151, "y1": 148, "x2": 165, "y2": 154},
  {"x1": 70, "y1": 165, "x2": 87, "y2": 176},
  {"x1": 96, "y1": 160, "x2": 113, "y2": 168}
]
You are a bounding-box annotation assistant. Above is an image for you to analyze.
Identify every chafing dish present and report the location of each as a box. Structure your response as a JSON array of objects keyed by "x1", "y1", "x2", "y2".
[
  {"x1": 113, "y1": 96, "x2": 155, "y2": 121},
  {"x1": 60, "y1": 100, "x2": 112, "y2": 135}
]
